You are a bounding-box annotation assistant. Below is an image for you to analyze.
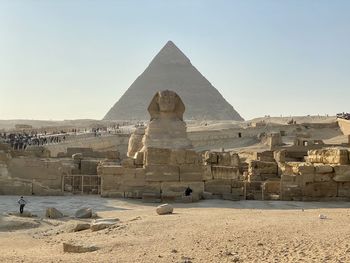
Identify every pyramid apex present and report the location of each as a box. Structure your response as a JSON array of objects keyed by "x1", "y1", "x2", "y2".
[{"x1": 150, "y1": 41, "x2": 190, "y2": 65}]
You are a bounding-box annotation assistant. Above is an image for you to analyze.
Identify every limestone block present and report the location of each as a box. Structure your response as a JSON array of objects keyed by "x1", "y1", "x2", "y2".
[
  {"x1": 185, "y1": 150, "x2": 200, "y2": 164},
  {"x1": 230, "y1": 152, "x2": 240, "y2": 167},
  {"x1": 104, "y1": 150, "x2": 120, "y2": 160},
  {"x1": 202, "y1": 165, "x2": 213, "y2": 181},
  {"x1": 204, "y1": 180, "x2": 231, "y2": 194},
  {"x1": 63, "y1": 243, "x2": 99, "y2": 253},
  {"x1": 156, "y1": 204, "x2": 174, "y2": 215},
  {"x1": 295, "y1": 173, "x2": 314, "y2": 187},
  {"x1": 71, "y1": 223, "x2": 91, "y2": 232},
  {"x1": 144, "y1": 148, "x2": 171, "y2": 165},
  {"x1": 274, "y1": 150, "x2": 286, "y2": 163},
  {"x1": 279, "y1": 163, "x2": 295, "y2": 176},
  {"x1": 98, "y1": 165, "x2": 124, "y2": 176},
  {"x1": 204, "y1": 151, "x2": 218, "y2": 164},
  {"x1": 262, "y1": 180, "x2": 281, "y2": 194},
  {"x1": 280, "y1": 184, "x2": 302, "y2": 201},
  {"x1": 90, "y1": 218, "x2": 119, "y2": 231},
  {"x1": 249, "y1": 160, "x2": 278, "y2": 175},
  {"x1": 170, "y1": 149, "x2": 186, "y2": 165},
  {"x1": 75, "y1": 208, "x2": 92, "y2": 219},
  {"x1": 179, "y1": 164, "x2": 203, "y2": 181},
  {"x1": 303, "y1": 182, "x2": 338, "y2": 197},
  {"x1": 293, "y1": 163, "x2": 315, "y2": 175},
  {"x1": 217, "y1": 152, "x2": 231, "y2": 166},
  {"x1": 333, "y1": 165, "x2": 350, "y2": 181},
  {"x1": 308, "y1": 148, "x2": 349, "y2": 165},
  {"x1": 134, "y1": 151, "x2": 144, "y2": 166},
  {"x1": 314, "y1": 164, "x2": 334, "y2": 174},
  {"x1": 313, "y1": 173, "x2": 333, "y2": 182},
  {"x1": 145, "y1": 165, "x2": 179, "y2": 182},
  {"x1": 212, "y1": 166, "x2": 240, "y2": 180},
  {"x1": 81, "y1": 159, "x2": 100, "y2": 175},
  {"x1": 245, "y1": 181, "x2": 262, "y2": 191},
  {"x1": 46, "y1": 207, "x2": 64, "y2": 219},
  {"x1": 231, "y1": 187, "x2": 244, "y2": 197},
  {"x1": 338, "y1": 182, "x2": 350, "y2": 197},
  {"x1": 121, "y1": 158, "x2": 135, "y2": 168}
]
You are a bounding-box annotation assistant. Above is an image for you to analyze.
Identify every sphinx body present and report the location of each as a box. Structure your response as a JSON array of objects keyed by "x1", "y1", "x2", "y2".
[{"x1": 141, "y1": 90, "x2": 192, "y2": 150}]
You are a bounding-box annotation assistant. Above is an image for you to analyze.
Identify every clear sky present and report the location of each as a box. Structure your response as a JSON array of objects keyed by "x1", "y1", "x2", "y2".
[{"x1": 0, "y1": 0, "x2": 349, "y2": 120}]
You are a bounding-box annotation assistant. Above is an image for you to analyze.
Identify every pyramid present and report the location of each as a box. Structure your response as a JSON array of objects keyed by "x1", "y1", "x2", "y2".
[{"x1": 104, "y1": 41, "x2": 244, "y2": 121}]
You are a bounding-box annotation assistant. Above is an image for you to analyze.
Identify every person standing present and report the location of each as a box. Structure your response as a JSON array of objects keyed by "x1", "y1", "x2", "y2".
[{"x1": 17, "y1": 196, "x2": 27, "y2": 214}]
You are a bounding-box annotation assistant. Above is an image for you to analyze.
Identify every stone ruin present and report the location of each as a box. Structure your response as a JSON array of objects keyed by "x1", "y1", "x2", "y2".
[
  {"x1": 1, "y1": 89, "x2": 350, "y2": 202},
  {"x1": 98, "y1": 90, "x2": 350, "y2": 202}
]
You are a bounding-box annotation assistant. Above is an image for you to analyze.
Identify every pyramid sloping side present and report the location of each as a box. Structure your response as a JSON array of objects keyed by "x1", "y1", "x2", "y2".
[{"x1": 104, "y1": 42, "x2": 244, "y2": 121}]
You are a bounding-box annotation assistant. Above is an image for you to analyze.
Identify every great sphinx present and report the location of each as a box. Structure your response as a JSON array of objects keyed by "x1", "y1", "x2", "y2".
[{"x1": 128, "y1": 90, "x2": 192, "y2": 156}]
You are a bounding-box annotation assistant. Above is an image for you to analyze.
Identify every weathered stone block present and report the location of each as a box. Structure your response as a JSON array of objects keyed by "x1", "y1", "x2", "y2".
[
  {"x1": 121, "y1": 158, "x2": 135, "y2": 168},
  {"x1": 303, "y1": 182, "x2": 338, "y2": 197},
  {"x1": 185, "y1": 150, "x2": 200, "y2": 164},
  {"x1": 313, "y1": 173, "x2": 333, "y2": 182},
  {"x1": 81, "y1": 159, "x2": 100, "y2": 175},
  {"x1": 217, "y1": 152, "x2": 231, "y2": 166},
  {"x1": 212, "y1": 166, "x2": 240, "y2": 180},
  {"x1": 314, "y1": 164, "x2": 334, "y2": 174},
  {"x1": 202, "y1": 165, "x2": 213, "y2": 180},
  {"x1": 204, "y1": 151, "x2": 218, "y2": 164},
  {"x1": 170, "y1": 149, "x2": 186, "y2": 165},
  {"x1": 337, "y1": 182, "x2": 350, "y2": 197},
  {"x1": 293, "y1": 163, "x2": 315, "y2": 175},
  {"x1": 262, "y1": 180, "x2": 280, "y2": 194},
  {"x1": 249, "y1": 160, "x2": 278, "y2": 175},
  {"x1": 134, "y1": 151, "x2": 144, "y2": 166},
  {"x1": 204, "y1": 180, "x2": 231, "y2": 194},
  {"x1": 295, "y1": 173, "x2": 314, "y2": 187},
  {"x1": 145, "y1": 165, "x2": 179, "y2": 181},
  {"x1": 144, "y1": 147, "x2": 171, "y2": 165},
  {"x1": 333, "y1": 165, "x2": 350, "y2": 182},
  {"x1": 308, "y1": 148, "x2": 349, "y2": 165},
  {"x1": 179, "y1": 164, "x2": 203, "y2": 181},
  {"x1": 230, "y1": 152, "x2": 240, "y2": 167}
]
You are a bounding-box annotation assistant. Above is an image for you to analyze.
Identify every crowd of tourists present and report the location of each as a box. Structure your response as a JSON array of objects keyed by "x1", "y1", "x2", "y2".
[
  {"x1": 336, "y1": 112, "x2": 350, "y2": 120},
  {"x1": 0, "y1": 132, "x2": 66, "y2": 150}
]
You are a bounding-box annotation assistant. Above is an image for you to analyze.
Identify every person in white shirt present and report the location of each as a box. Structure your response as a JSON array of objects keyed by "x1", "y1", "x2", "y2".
[{"x1": 17, "y1": 196, "x2": 27, "y2": 214}]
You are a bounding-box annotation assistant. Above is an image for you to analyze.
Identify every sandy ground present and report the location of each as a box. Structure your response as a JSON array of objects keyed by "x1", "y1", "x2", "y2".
[{"x1": 0, "y1": 196, "x2": 350, "y2": 263}]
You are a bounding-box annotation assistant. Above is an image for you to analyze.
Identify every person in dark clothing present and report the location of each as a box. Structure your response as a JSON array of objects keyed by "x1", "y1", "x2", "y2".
[
  {"x1": 185, "y1": 186, "x2": 193, "y2": 196},
  {"x1": 17, "y1": 196, "x2": 27, "y2": 214}
]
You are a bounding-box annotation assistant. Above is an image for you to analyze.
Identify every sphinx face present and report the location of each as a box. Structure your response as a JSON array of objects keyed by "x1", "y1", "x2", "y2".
[{"x1": 158, "y1": 90, "x2": 176, "y2": 112}]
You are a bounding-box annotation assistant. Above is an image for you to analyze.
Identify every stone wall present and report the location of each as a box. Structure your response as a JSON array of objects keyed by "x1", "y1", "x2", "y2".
[{"x1": 44, "y1": 134, "x2": 129, "y2": 158}]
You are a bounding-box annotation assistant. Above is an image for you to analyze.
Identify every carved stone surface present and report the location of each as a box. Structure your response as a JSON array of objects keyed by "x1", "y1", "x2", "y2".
[{"x1": 141, "y1": 90, "x2": 192, "y2": 150}]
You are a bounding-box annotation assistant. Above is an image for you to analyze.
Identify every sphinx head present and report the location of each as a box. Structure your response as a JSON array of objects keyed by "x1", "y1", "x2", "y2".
[{"x1": 148, "y1": 90, "x2": 185, "y2": 120}]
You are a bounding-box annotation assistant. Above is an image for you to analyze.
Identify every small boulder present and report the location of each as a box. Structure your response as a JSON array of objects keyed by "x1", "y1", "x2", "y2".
[
  {"x1": 45, "y1": 207, "x2": 64, "y2": 219},
  {"x1": 319, "y1": 214, "x2": 327, "y2": 219},
  {"x1": 7, "y1": 211, "x2": 33, "y2": 218},
  {"x1": 72, "y1": 223, "x2": 91, "y2": 232},
  {"x1": 90, "y1": 218, "x2": 119, "y2": 231},
  {"x1": 63, "y1": 242, "x2": 98, "y2": 253},
  {"x1": 75, "y1": 208, "x2": 92, "y2": 218},
  {"x1": 156, "y1": 204, "x2": 174, "y2": 215}
]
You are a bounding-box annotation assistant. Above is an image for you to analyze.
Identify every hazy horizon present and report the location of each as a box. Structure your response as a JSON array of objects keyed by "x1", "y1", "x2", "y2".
[{"x1": 1, "y1": 0, "x2": 349, "y2": 120}]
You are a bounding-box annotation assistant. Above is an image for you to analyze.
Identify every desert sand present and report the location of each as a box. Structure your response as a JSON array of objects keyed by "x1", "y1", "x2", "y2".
[{"x1": 1, "y1": 196, "x2": 350, "y2": 263}]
